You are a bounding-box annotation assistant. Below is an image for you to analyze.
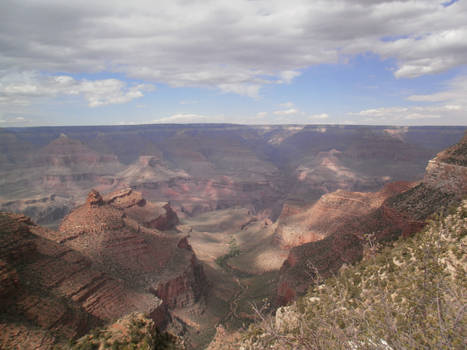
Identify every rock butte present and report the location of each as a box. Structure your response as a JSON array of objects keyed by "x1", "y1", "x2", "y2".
[{"x1": 0, "y1": 188, "x2": 208, "y2": 349}]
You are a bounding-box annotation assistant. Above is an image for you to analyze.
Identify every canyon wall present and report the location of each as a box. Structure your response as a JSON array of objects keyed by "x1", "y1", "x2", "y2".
[{"x1": 276, "y1": 131, "x2": 467, "y2": 304}]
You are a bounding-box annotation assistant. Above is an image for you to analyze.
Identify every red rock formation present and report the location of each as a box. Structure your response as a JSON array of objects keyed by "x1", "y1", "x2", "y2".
[
  {"x1": 0, "y1": 212, "x2": 168, "y2": 349},
  {"x1": 277, "y1": 232, "x2": 363, "y2": 305},
  {"x1": 87, "y1": 189, "x2": 104, "y2": 207},
  {"x1": 275, "y1": 181, "x2": 414, "y2": 248},
  {"x1": 151, "y1": 236, "x2": 208, "y2": 309},
  {"x1": 55, "y1": 189, "x2": 206, "y2": 311},
  {"x1": 104, "y1": 188, "x2": 180, "y2": 230},
  {"x1": 276, "y1": 133, "x2": 467, "y2": 305}
]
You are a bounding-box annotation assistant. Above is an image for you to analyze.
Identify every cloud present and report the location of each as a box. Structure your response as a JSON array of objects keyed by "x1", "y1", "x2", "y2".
[
  {"x1": 1, "y1": 0, "x2": 466, "y2": 98},
  {"x1": 274, "y1": 108, "x2": 300, "y2": 116},
  {"x1": 278, "y1": 70, "x2": 301, "y2": 84},
  {"x1": 407, "y1": 74, "x2": 467, "y2": 104},
  {"x1": 348, "y1": 73, "x2": 467, "y2": 125},
  {"x1": 0, "y1": 115, "x2": 30, "y2": 124},
  {"x1": 349, "y1": 103, "x2": 455, "y2": 123},
  {"x1": 0, "y1": 71, "x2": 153, "y2": 107},
  {"x1": 310, "y1": 113, "x2": 329, "y2": 119},
  {"x1": 218, "y1": 83, "x2": 261, "y2": 98},
  {"x1": 153, "y1": 113, "x2": 225, "y2": 123}
]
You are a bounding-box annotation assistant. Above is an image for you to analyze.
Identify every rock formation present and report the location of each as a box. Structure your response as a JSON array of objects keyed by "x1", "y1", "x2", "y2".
[
  {"x1": 1, "y1": 125, "x2": 464, "y2": 226},
  {"x1": 276, "y1": 132, "x2": 467, "y2": 304},
  {"x1": 103, "y1": 187, "x2": 180, "y2": 230},
  {"x1": 274, "y1": 181, "x2": 414, "y2": 248},
  {"x1": 72, "y1": 312, "x2": 184, "y2": 350},
  {"x1": 0, "y1": 212, "x2": 165, "y2": 349},
  {"x1": 423, "y1": 131, "x2": 467, "y2": 195},
  {"x1": 53, "y1": 189, "x2": 207, "y2": 310}
]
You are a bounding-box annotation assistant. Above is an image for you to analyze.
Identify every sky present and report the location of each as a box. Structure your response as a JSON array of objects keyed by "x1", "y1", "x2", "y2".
[{"x1": 0, "y1": 0, "x2": 466, "y2": 127}]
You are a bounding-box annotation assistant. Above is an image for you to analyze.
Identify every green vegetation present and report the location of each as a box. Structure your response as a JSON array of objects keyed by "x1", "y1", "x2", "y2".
[
  {"x1": 70, "y1": 313, "x2": 184, "y2": 350},
  {"x1": 238, "y1": 201, "x2": 467, "y2": 349},
  {"x1": 215, "y1": 236, "x2": 240, "y2": 270}
]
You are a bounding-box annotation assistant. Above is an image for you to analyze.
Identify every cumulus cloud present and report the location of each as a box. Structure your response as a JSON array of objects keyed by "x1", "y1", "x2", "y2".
[
  {"x1": 310, "y1": 113, "x2": 329, "y2": 119},
  {"x1": 153, "y1": 113, "x2": 225, "y2": 123},
  {"x1": 274, "y1": 108, "x2": 300, "y2": 116},
  {"x1": 0, "y1": 71, "x2": 153, "y2": 107},
  {"x1": 1, "y1": 0, "x2": 466, "y2": 97},
  {"x1": 351, "y1": 106, "x2": 447, "y2": 123}
]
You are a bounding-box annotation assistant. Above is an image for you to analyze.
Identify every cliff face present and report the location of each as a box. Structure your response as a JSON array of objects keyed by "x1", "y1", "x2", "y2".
[
  {"x1": 152, "y1": 237, "x2": 208, "y2": 309},
  {"x1": 0, "y1": 212, "x2": 165, "y2": 350},
  {"x1": 53, "y1": 189, "x2": 206, "y2": 311},
  {"x1": 276, "y1": 132, "x2": 467, "y2": 305},
  {"x1": 274, "y1": 181, "x2": 413, "y2": 248},
  {"x1": 423, "y1": 131, "x2": 467, "y2": 196},
  {"x1": 277, "y1": 232, "x2": 363, "y2": 305},
  {"x1": 423, "y1": 159, "x2": 467, "y2": 196},
  {"x1": 0, "y1": 188, "x2": 207, "y2": 349}
]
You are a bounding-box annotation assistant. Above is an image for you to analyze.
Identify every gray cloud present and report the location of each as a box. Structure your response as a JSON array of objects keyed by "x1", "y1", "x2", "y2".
[{"x1": 1, "y1": 0, "x2": 466, "y2": 98}]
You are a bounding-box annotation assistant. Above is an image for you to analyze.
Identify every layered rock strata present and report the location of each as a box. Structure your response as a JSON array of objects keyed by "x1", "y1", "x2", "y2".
[
  {"x1": 53, "y1": 189, "x2": 207, "y2": 310},
  {"x1": 276, "y1": 132, "x2": 467, "y2": 304},
  {"x1": 274, "y1": 181, "x2": 414, "y2": 248},
  {"x1": 0, "y1": 212, "x2": 165, "y2": 349}
]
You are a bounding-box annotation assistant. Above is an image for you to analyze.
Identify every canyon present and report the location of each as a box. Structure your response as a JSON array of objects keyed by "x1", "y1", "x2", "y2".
[{"x1": 0, "y1": 124, "x2": 465, "y2": 349}]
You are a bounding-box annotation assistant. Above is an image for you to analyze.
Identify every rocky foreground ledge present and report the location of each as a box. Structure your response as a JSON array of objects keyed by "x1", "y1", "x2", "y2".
[{"x1": 0, "y1": 188, "x2": 207, "y2": 349}]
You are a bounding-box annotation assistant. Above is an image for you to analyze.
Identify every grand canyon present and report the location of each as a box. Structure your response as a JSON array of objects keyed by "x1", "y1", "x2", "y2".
[{"x1": 1, "y1": 124, "x2": 466, "y2": 349}]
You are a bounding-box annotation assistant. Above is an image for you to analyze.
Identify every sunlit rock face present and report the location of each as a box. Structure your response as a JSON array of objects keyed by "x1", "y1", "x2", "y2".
[
  {"x1": 276, "y1": 131, "x2": 467, "y2": 305},
  {"x1": 423, "y1": 132, "x2": 467, "y2": 196},
  {"x1": 274, "y1": 181, "x2": 414, "y2": 248},
  {"x1": 57, "y1": 189, "x2": 207, "y2": 310}
]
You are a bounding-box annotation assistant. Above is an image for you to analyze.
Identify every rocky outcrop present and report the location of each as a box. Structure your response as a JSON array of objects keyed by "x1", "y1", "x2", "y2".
[
  {"x1": 423, "y1": 132, "x2": 467, "y2": 196},
  {"x1": 151, "y1": 236, "x2": 208, "y2": 309},
  {"x1": 0, "y1": 212, "x2": 167, "y2": 349},
  {"x1": 277, "y1": 232, "x2": 363, "y2": 305},
  {"x1": 72, "y1": 312, "x2": 185, "y2": 350},
  {"x1": 277, "y1": 133, "x2": 467, "y2": 305},
  {"x1": 104, "y1": 187, "x2": 179, "y2": 230},
  {"x1": 274, "y1": 181, "x2": 413, "y2": 248},
  {"x1": 55, "y1": 189, "x2": 206, "y2": 311},
  {"x1": 424, "y1": 160, "x2": 467, "y2": 195}
]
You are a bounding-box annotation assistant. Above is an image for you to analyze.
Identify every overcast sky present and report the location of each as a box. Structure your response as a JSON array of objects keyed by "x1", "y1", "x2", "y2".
[{"x1": 0, "y1": 0, "x2": 466, "y2": 126}]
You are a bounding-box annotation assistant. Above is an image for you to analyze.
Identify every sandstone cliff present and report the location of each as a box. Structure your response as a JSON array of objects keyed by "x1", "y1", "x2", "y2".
[
  {"x1": 0, "y1": 212, "x2": 165, "y2": 349},
  {"x1": 53, "y1": 189, "x2": 207, "y2": 311},
  {"x1": 276, "y1": 132, "x2": 467, "y2": 304},
  {"x1": 274, "y1": 181, "x2": 414, "y2": 248}
]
